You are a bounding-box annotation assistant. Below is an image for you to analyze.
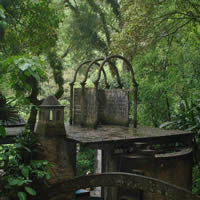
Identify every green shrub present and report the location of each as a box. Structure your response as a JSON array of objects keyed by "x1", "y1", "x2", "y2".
[
  {"x1": 193, "y1": 165, "x2": 200, "y2": 194},
  {"x1": 0, "y1": 130, "x2": 52, "y2": 200},
  {"x1": 76, "y1": 146, "x2": 95, "y2": 176}
]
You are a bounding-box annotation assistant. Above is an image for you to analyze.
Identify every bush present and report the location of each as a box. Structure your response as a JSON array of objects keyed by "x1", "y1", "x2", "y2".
[
  {"x1": 76, "y1": 146, "x2": 95, "y2": 176},
  {"x1": 0, "y1": 130, "x2": 52, "y2": 200},
  {"x1": 193, "y1": 165, "x2": 200, "y2": 194}
]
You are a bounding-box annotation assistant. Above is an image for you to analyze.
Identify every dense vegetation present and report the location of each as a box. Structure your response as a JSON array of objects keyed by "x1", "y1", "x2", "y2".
[
  {"x1": 1, "y1": 0, "x2": 200, "y2": 129},
  {"x1": 0, "y1": 0, "x2": 200, "y2": 198},
  {"x1": 0, "y1": 131, "x2": 52, "y2": 200}
]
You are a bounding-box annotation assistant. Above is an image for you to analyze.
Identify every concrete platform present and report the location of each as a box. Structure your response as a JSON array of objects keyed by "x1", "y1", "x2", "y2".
[{"x1": 65, "y1": 124, "x2": 193, "y2": 149}]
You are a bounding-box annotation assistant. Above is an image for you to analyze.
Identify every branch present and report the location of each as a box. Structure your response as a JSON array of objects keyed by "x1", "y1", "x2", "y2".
[
  {"x1": 165, "y1": 19, "x2": 193, "y2": 36},
  {"x1": 105, "y1": 0, "x2": 121, "y2": 22},
  {"x1": 155, "y1": 11, "x2": 178, "y2": 20},
  {"x1": 47, "y1": 50, "x2": 64, "y2": 99},
  {"x1": 27, "y1": 76, "x2": 42, "y2": 106},
  {"x1": 64, "y1": 0, "x2": 78, "y2": 13},
  {"x1": 61, "y1": 46, "x2": 71, "y2": 59},
  {"x1": 87, "y1": 0, "x2": 110, "y2": 46}
]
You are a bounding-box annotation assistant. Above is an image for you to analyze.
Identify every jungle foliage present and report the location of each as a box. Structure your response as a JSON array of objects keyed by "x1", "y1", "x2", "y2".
[
  {"x1": 0, "y1": 131, "x2": 52, "y2": 200},
  {"x1": 1, "y1": 0, "x2": 199, "y2": 131}
]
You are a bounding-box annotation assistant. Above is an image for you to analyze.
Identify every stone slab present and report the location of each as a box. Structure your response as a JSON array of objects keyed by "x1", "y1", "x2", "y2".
[
  {"x1": 73, "y1": 88, "x2": 129, "y2": 127},
  {"x1": 65, "y1": 124, "x2": 193, "y2": 148},
  {"x1": 98, "y1": 89, "x2": 129, "y2": 126},
  {"x1": 73, "y1": 88, "x2": 98, "y2": 127}
]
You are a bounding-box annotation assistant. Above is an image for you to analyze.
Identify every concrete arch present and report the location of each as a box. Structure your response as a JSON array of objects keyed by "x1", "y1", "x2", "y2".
[
  {"x1": 81, "y1": 58, "x2": 109, "y2": 88},
  {"x1": 69, "y1": 59, "x2": 107, "y2": 124},
  {"x1": 70, "y1": 60, "x2": 91, "y2": 86},
  {"x1": 70, "y1": 58, "x2": 107, "y2": 86},
  {"x1": 94, "y1": 55, "x2": 138, "y2": 127},
  {"x1": 85, "y1": 57, "x2": 123, "y2": 89},
  {"x1": 39, "y1": 172, "x2": 200, "y2": 200}
]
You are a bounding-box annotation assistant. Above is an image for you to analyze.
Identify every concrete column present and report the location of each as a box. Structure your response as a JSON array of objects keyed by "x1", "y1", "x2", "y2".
[
  {"x1": 38, "y1": 136, "x2": 76, "y2": 200},
  {"x1": 103, "y1": 146, "x2": 118, "y2": 200}
]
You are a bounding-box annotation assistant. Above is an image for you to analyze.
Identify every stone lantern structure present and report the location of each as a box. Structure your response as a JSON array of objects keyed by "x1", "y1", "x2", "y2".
[
  {"x1": 36, "y1": 96, "x2": 75, "y2": 200},
  {"x1": 36, "y1": 95, "x2": 66, "y2": 136}
]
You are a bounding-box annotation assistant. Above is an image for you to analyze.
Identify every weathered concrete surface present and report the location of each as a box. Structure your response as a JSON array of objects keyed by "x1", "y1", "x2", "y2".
[
  {"x1": 74, "y1": 88, "x2": 98, "y2": 127},
  {"x1": 65, "y1": 124, "x2": 193, "y2": 148},
  {"x1": 98, "y1": 89, "x2": 129, "y2": 126},
  {"x1": 73, "y1": 88, "x2": 129, "y2": 127},
  {"x1": 0, "y1": 126, "x2": 25, "y2": 144},
  {"x1": 38, "y1": 136, "x2": 75, "y2": 200},
  {"x1": 90, "y1": 149, "x2": 102, "y2": 197},
  {"x1": 39, "y1": 173, "x2": 200, "y2": 200},
  {"x1": 119, "y1": 148, "x2": 193, "y2": 200},
  {"x1": 5, "y1": 126, "x2": 25, "y2": 136},
  {"x1": 35, "y1": 96, "x2": 75, "y2": 200},
  {"x1": 36, "y1": 96, "x2": 66, "y2": 136},
  {"x1": 2, "y1": 124, "x2": 193, "y2": 147},
  {"x1": 39, "y1": 137, "x2": 74, "y2": 183},
  {"x1": 65, "y1": 124, "x2": 193, "y2": 200},
  {"x1": 103, "y1": 146, "x2": 118, "y2": 200}
]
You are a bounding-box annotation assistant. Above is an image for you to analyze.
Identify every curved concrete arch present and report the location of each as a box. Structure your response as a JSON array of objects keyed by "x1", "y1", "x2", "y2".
[
  {"x1": 69, "y1": 61, "x2": 91, "y2": 124},
  {"x1": 94, "y1": 55, "x2": 137, "y2": 87},
  {"x1": 94, "y1": 55, "x2": 138, "y2": 127},
  {"x1": 40, "y1": 172, "x2": 200, "y2": 200},
  {"x1": 81, "y1": 58, "x2": 109, "y2": 88},
  {"x1": 69, "y1": 59, "x2": 106, "y2": 124},
  {"x1": 90, "y1": 57, "x2": 124, "y2": 89},
  {"x1": 70, "y1": 58, "x2": 107, "y2": 86},
  {"x1": 70, "y1": 60, "x2": 91, "y2": 86}
]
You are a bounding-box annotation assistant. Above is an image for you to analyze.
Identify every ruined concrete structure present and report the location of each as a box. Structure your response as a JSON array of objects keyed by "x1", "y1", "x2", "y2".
[
  {"x1": 35, "y1": 96, "x2": 76, "y2": 200},
  {"x1": 40, "y1": 173, "x2": 200, "y2": 200},
  {"x1": 73, "y1": 88, "x2": 129, "y2": 127},
  {"x1": 36, "y1": 95, "x2": 66, "y2": 136},
  {"x1": 118, "y1": 147, "x2": 193, "y2": 200},
  {"x1": 66, "y1": 55, "x2": 195, "y2": 200},
  {"x1": 34, "y1": 55, "x2": 196, "y2": 200}
]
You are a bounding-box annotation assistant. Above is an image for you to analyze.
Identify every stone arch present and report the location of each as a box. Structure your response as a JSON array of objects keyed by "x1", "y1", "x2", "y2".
[
  {"x1": 94, "y1": 55, "x2": 138, "y2": 127},
  {"x1": 81, "y1": 57, "x2": 109, "y2": 88},
  {"x1": 69, "y1": 58, "x2": 108, "y2": 124},
  {"x1": 70, "y1": 58, "x2": 107, "y2": 86},
  {"x1": 39, "y1": 173, "x2": 200, "y2": 200},
  {"x1": 81, "y1": 57, "x2": 123, "y2": 89}
]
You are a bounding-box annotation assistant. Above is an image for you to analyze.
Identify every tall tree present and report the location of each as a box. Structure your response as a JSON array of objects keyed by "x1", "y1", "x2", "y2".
[{"x1": 0, "y1": 0, "x2": 65, "y2": 131}]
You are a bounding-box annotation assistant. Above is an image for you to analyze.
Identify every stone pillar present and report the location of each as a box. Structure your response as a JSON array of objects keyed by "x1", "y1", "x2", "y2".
[
  {"x1": 39, "y1": 136, "x2": 75, "y2": 200},
  {"x1": 91, "y1": 149, "x2": 102, "y2": 197},
  {"x1": 103, "y1": 146, "x2": 118, "y2": 200},
  {"x1": 36, "y1": 96, "x2": 75, "y2": 200}
]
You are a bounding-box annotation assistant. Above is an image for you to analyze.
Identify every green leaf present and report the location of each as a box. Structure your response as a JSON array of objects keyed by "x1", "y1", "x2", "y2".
[
  {"x1": 0, "y1": 125, "x2": 6, "y2": 137},
  {"x1": 43, "y1": 161, "x2": 48, "y2": 165},
  {"x1": 159, "y1": 121, "x2": 175, "y2": 128},
  {"x1": 8, "y1": 177, "x2": 19, "y2": 186},
  {"x1": 30, "y1": 70, "x2": 41, "y2": 81},
  {"x1": 45, "y1": 172, "x2": 51, "y2": 180},
  {"x1": 17, "y1": 192, "x2": 26, "y2": 200},
  {"x1": 24, "y1": 70, "x2": 31, "y2": 77},
  {"x1": 15, "y1": 143, "x2": 22, "y2": 148},
  {"x1": 23, "y1": 146, "x2": 31, "y2": 152},
  {"x1": 21, "y1": 167, "x2": 29, "y2": 178},
  {"x1": 19, "y1": 63, "x2": 31, "y2": 71},
  {"x1": 8, "y1": 177, "x2": 29, "y2": 186},
  {"x1": 25, "y1": 186, "x2": 36, "y2": 196},
  {"x1": 35, "y1": 170, "x2": 45, "y2": 178},
  {"x1": 31, "y1": 160, "x2": 43, "y2": 168}
]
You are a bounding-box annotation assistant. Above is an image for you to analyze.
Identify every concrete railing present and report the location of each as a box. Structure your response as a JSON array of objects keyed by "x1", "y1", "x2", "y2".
[{"x1": 39, "y1": 172, "x2": 200, "y2": 200}]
